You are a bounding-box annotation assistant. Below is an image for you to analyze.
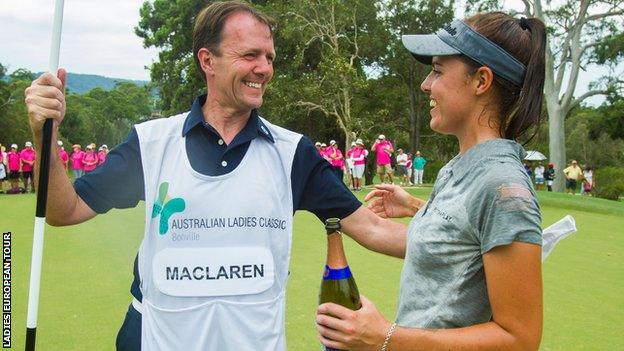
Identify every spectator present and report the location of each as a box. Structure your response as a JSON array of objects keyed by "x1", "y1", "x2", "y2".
[
  {"x1": 582, "y1": 165, "x2": 594, "y2": 196},
  {"x1": 58, "y1": 140, "x2": 69, "y2": 171},
  {"x1": 524, "y1": 161, "x2": 533, "y2": 178},
  {"x1": 544, "y1": 162, "x2": 555, "y2": 192},
  {"x1": 351, "y1": 139, "x2": 368, "y2": 191},
  {"x1": 71, "y1": 144, "x2": 84, "y2": 180},
  {"x1": 406, "y1": 153, "x2": 413, "y2": 186},
  {"x1": 372, "y1": 134, "x2": 394, "y2": 184},
  {"x1": 412, "y1": 150, "x2": 427, "y2": 186},
  {"x1": 320, "y1": 143, "x2": 331, "y2": 162},
  {"x1": 328, "y1": 140, "x2": 344, "y2": 182},
  {"x1": 0, "y1": 144, "x2": 6, "y2": 191},
  {"x1": 20, "y1": 141, "x2": 36, "y2": 193},
  {"x1": 7, "y1": 144, "x2": 21, "y2": 192},
  {"x1": 82, "y1": 145, "x2": 98, "y2": 174},
  {"x1": 563, "y1": 160, "x2": 583, "y2": 194},
  {"x1": 98, "y1": 144, "x2": 109, "y2": 165},
  {"x1": 314, "y1": 141, "x2": 322, "y2": 154},
  {"x1": 345, "y1": 142, "x2": 357, "y2": 190},
  {"x1": 396, "y1": 148, "x2": 409, "y2": 186},
  {"x1": 534, "y1": 162, "x2": 545, "y2": 191}
]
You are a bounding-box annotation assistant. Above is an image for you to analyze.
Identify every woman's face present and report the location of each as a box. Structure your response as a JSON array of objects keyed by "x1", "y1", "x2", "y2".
[{"x1": 420, "y1": 56, "x2": 478, "y2": 136}]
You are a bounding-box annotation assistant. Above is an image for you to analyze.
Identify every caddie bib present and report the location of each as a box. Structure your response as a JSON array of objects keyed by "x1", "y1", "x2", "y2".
[{"x1": 135, "y1": 113, "x2": 300, "y2": 350}]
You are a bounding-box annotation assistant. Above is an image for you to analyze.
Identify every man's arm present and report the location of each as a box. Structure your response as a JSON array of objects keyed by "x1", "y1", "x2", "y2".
[
  {"x1": 340, "y1": 206, "x2": 407, "y2": 258},
  {"x1": 25, "y1": 70, "x2": 96, "y2": 226}
]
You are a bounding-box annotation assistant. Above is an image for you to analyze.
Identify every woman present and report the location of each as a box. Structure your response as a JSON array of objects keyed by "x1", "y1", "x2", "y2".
[
  {"x1": 82, "y1": 145, "x2": 99, "y2": 174},
  {"x1": 317, "y1": 12, "x2": 545, "y2": 350}
]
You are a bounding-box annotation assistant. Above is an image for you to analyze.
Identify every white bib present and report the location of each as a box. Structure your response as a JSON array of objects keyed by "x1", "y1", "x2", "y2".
[{"x1": 135, "y1": 113, "x2": 301, "y2": 350}]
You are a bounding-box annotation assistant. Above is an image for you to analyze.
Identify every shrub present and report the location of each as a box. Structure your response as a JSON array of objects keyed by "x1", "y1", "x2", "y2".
[{"x1": 593, "y1": 167, "x2": 624, "y2": 201}]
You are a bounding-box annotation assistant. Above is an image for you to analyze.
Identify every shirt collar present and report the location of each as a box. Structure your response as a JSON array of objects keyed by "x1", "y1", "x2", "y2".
[
  {"x1": 450, "y1": 139, "x2": 527, "y2": 181},
  {"x1": 182, "y1": 94, "x2": 274, "y2": 143}
]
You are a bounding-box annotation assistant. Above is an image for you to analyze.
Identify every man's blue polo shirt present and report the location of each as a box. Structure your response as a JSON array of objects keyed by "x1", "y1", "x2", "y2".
[{"x1": 74, "y1": 94, "x2": 361, "y2": 302}]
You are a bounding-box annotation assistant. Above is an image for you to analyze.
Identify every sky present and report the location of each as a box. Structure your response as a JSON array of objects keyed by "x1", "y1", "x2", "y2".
[
  {"x1": 0, "y1": 0, "x2": 157, "y2": 81},
  {"x1": 0, "y1": 0, "x2": 618, "y2": 105}
]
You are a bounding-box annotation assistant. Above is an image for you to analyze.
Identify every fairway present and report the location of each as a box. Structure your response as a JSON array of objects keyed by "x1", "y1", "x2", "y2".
[{"x1": 1, "y1": 188, "x2": 622, "y2": 350}]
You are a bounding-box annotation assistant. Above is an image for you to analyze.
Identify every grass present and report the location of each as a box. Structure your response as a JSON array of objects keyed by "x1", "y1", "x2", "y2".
[{"x1": 1, "y1": 188, "x2": 622, "y2": 350}]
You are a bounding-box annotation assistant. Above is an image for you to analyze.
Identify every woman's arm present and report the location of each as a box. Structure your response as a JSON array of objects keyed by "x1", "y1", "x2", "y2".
[{"x1": 317, "y1": 241, "x2": 543, "y2": 351}]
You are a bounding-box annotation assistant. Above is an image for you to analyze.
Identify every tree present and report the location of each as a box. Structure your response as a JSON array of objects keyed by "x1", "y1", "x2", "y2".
[
  {"x1": 272, "y1": 0, "x2": 389, "y2": 147},
  {"x1": 135, "y1": 0, "x2": 207, "y2": 116},
  {"x1": 520, "y1": 0, "x2": 624, "y2": 191},
  {"x1": 382, "y1": 0, "x2": 454, "y2": 153}
]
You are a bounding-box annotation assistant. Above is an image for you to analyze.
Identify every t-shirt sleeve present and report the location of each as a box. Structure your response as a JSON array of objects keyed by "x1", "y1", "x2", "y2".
[
  {"x1": 292, "y1": 136, "x2": 361, "y2": 222},
  {"x1": 74, "y1": 128, "x2": 145, "y2": 213},
  {"x1": 472, "y1": 171, "x2": 542, "y2": 254}
]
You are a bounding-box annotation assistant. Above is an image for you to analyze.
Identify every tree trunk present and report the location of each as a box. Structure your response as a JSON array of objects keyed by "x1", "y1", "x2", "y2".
[{"x1": 547, "y1": 103, "x2": 566, "y2": 192}]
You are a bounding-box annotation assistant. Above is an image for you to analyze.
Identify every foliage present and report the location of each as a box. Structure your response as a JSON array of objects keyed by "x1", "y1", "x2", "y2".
[
  {"x1": 592, "y1": 167, "x2": 624, "y2": 201},
  {"x1": 135, "y1": 0, "x2": 208, "y2": 115},
  {"x1": 0, "y1": 63, "x2": 153, "y2": 148}
]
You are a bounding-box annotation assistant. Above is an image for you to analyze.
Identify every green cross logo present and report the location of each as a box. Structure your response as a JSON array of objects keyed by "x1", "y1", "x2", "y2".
[{"x1": 151, "y1": 182, "x2": 186, "y2": 235}]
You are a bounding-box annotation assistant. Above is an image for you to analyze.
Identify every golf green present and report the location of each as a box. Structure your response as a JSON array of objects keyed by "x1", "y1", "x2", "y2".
[{"x1": 1, "y1": 188, "x2": 622, "y2": 350}]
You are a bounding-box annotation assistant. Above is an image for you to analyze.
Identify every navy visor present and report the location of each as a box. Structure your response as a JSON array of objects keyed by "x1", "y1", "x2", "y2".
[{"x1": 402, "y1": 19, "x2": 526, "y2": 86}]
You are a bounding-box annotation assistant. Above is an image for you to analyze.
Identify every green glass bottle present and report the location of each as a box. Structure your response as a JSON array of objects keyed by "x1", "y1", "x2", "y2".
[{"x1": 319, "y1": 218, "x2": 362, "y2": 351}]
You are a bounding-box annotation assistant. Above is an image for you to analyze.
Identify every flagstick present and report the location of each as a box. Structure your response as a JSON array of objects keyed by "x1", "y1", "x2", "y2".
[{"x1": 25, "y1": 0, "x2": 65, "y2": 350}]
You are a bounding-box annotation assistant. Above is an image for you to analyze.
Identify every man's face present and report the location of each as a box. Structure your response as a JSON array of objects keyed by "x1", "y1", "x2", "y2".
[{"x1": 207, "y1": 12, "x2": 275, "y2": 114}]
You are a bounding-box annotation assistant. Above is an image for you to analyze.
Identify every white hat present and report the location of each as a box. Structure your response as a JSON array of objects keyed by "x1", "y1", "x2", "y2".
[
  {"x1": 86, "y1": 145, "x2": 93, "y2": 150},
  {"x1": 57, "y1": 140, "x2": 63, "y2": 146},
  {"x1": 25, "y1": 141, "x2": 33, "y2": 147},
  {"x1": 355, "y1": 138, "x2": 363, "y2": 145},
  {"x1": 329, "y1": 140, "x2": 336, "y2": 145},
  {"x1": 11, "y1": 144, "x2": 17, "y2": 149},
  {"x1": 351, "y1": 142, "x2": 356, "y2": 146},
  {"x1": 378, "y1": 134, "x2": 385, "y2": 140},
  {"x1": 321, "y1": 143, "x2": 327, "y2": 147},
  {"x1": 315, "y1": 141, "x2": 321, "y2": 147},
  {"x1": 101, "y1": 144, "x2": 108, "y2": 149}
]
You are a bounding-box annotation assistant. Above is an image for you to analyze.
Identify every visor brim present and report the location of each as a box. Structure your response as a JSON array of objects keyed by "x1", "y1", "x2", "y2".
[{"x1": 401, "y1": 34, "x2": 460, "y2": 64}]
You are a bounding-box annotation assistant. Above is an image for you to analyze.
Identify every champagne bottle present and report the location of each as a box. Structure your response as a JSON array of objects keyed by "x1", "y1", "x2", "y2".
[{"x1": 319, "y1": 218, "x2": 361, "y2": 351}]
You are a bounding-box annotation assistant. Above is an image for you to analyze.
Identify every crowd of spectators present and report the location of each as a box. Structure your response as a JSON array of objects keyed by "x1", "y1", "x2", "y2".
[{"x1": 0, "y1": 141, "x2": 109, "y2": 194}]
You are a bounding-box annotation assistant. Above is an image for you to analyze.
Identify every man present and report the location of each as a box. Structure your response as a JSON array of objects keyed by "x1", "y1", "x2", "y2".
[
  {"x1": 395, "y1": 148, "x2": 408, "y2": 186},
  {"x1": 563, "y1": 159, "x2": 583, "y2": 194},
  {"x1": 372, "y1": 134, "x2": 394, "y2": 184},
  {"x1": 545, "y1": 162, "x2": 555, "y2": 192},
  {"x1": 412, "y1": 150, "x2": 426, "y2": 185},
  {"x1": 20, "y1": 141, "x2": 36, "y2": 193},
  {"x1": 24, "y1": 2, "x2": 404, "y2": 350}
]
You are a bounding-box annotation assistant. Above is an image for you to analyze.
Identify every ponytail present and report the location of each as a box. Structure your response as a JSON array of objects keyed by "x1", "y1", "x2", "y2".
[
  {"x1": 464, "y1": 12, "x2": 547, "y2": 141},
  {"x1": 505, "y1": 17, "x2": 546, "y2": 141}
]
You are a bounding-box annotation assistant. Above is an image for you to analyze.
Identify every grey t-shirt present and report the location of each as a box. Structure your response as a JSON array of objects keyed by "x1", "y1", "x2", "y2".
[{"x1": 396, "y1": 139, "x2": 542, "y2": 328}]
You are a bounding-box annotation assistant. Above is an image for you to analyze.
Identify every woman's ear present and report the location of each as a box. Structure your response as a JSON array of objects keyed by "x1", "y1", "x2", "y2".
[{"x1": 474, "y1": 66, "x2": 494, "y2": 96}]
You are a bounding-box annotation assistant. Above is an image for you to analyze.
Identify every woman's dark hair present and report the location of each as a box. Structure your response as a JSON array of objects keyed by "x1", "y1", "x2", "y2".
[{"x1": 462, "y1": 12, "x2": 546, "y2": 141}]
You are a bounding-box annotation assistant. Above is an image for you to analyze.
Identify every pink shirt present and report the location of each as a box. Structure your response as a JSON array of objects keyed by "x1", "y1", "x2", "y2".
[
  {"x1": 351, "y1": 147, "x2": 368, "y2": 166},
  {"x1": 71, "y1": 151, "x2": 84, "y2": 170},
  {"x1": 59, "y1": 149, "x2": 69, "y2": 167},
  {"x1": 20, "y1": 148, "x2": 36, "y2": 172},
  {"x1": 8, "y1": 151, "x2": 20, "y2": 171},
  {"x1": 328, "y1": 147, "x2": 344, "y2": 168},
  {"x1": 320, "y1": 148, "x2": 332, "y2": 162},
  {"x1": 373, "y1": 141, "x2": 393, "y2": 165},
  {"x1": 82, "y1": 152, "x2": 98, "y2": 172},
  {"x1": 98, "y1": 151, "x2": 107, "y2": 165}
]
